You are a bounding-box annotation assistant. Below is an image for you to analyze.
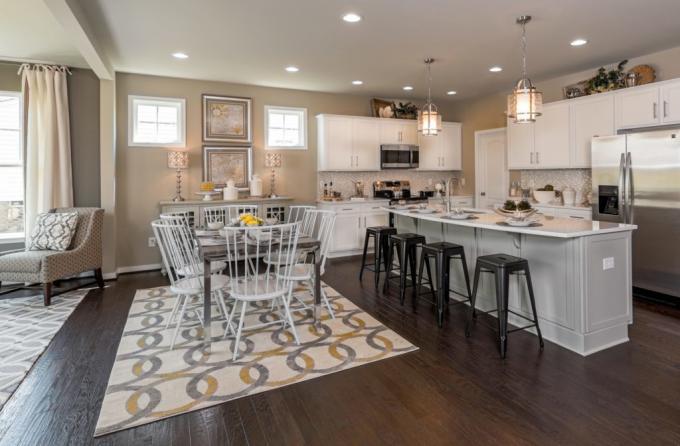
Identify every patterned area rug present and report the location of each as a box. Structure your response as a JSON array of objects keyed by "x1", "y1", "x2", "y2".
[
  {"x1": 95, "y1": 283, "x2": 417, "y2": 436},
  {"x1": 0, "y1": 289, "x2": 90, "y2": 411}
]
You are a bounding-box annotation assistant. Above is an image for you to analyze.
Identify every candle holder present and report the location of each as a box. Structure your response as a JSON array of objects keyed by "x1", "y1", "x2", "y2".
[
  {"x1": 264, "y1": 152, "x2": 282, "y2": 198},
  {"x1": 167, "y1": 151, "x2": 189, "y2": 202}
]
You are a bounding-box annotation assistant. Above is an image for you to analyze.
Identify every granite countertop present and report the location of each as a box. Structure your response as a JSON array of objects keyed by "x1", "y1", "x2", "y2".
[{"x1": 386, "y1": 207, "x2": 636, "y2": 238}]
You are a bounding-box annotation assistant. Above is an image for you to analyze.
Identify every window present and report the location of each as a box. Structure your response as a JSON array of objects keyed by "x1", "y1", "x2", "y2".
[
  {"x1": 128, "y1": 95, "x2": 186, "y2": 147},
  {"x1": 265, "y1": 105, "x2": 307, "y2": 150},
  {"x1": 0, "y1": 91, "x2": 23, "y2": 241}
]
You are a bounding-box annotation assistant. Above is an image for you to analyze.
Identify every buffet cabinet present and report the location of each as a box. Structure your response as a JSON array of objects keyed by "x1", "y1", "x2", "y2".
[
  {"x1": 507, "y1": 77, "x2": 680, "y2": 169},
  {"x1": 158, "y1": 197, "x2": 293, "y2": 227},
  {"x1": 317, "y1": 200, "x2": 390, "y2": 257}
]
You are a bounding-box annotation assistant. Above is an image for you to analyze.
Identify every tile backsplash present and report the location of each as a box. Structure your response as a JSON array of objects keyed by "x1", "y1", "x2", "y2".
[
  {"x1": 317, "y1": 171, "x2": 463, "y2": 198},
  {"x1": 519, "y1": 169, "x2": 592, "y2": 196}
]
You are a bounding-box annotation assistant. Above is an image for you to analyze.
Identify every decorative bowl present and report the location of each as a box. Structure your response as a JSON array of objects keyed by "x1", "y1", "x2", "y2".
[
  {"x1": 494, "y1": 207, "x2": 538, "y2": 220},
  {"x1": 207, "y1": 221, "x2": 224, "y2": 230},
  {"x1": 533, "y1": 190, "x2": 556, "y2": 204}
]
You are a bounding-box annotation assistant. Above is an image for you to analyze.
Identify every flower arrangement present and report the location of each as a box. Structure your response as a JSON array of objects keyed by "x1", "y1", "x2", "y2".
[{"x1": 239, "y1": 213, "x2": 263, "y2": 227}]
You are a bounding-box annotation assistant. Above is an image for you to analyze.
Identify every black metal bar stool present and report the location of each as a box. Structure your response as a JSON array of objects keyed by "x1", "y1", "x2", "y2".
[
  {"x1": 383, "y1": 233, "x2": 426, "y2": 305},
  {"x1": 417, "y1": 242, "x2": 473, "y2": 328},
  {"x1": 359, "y1": 226, "x2": 398, "y2": 288},
  {"x1": 466, "y1": 253, "x2": 544, "y2": 358}
]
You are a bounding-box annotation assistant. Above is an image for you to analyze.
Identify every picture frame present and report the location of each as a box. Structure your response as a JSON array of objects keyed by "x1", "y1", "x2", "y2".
[
  {"x1": 202, "y1": 94, "x2": 252, "y2": 143},
  {"x1": 202, "y1": 146, "x2": 253, "y2": 190}
]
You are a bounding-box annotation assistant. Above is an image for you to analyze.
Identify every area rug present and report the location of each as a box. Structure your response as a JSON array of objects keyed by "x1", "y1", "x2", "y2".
[
  {"x1": 94, "y1": 283, "x2": 417, "y2": 436},
  {"x1": 0, "y1": 289, "x2": 90, "y2": 411}
]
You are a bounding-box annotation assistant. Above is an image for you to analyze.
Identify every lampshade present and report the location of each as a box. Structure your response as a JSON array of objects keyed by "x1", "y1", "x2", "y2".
[
  {"x1": 265, "y1": 152, "x2": 282, "y2": 168},
  {"x1": 507, "y1": 78, "x2": 543, "y2": 123},
  {"x1": 418, "y1": 103, "x2": 443, "y2": 136},
  {"x1": 167, "y1": 151, "x2": 189, "y2": 169}
]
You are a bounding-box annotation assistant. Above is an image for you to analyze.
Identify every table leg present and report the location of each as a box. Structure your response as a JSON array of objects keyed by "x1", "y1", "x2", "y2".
[
  {"x1": 313, "y1": 247, "x2": 322, "y2": 328},
  {"x1": 203, "y1": 257, "x2": 212, "y2": 353}
]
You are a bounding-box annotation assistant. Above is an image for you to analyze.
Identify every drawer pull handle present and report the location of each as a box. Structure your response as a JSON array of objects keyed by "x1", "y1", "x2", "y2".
[{"x1": 569, "y1": 216, "x2": 584, "y2": 219}]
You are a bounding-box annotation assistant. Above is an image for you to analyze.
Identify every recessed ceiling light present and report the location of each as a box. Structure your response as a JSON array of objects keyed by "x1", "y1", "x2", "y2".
[
  {"x1": 447, "y1": 90, "x2": 457, "y2": 95},
  {"x1": 570, "y1": 38, "x2": 588, "y2": 47},
  {"x1": 172, "y1": 52, "x2": 189, "y2": 59},
  {"x1": 285, "y1": 66, "x2": 299, "y2": 72},
  {"x1": 489, "y1": 66, "x2": 503, "y2": 72},
  {"x1": 403, "y1": 85, "x2": 414, "y2": 91},
  {"x1": 342, "y1": 13, "x2": 362, "y2": 23},
  {"x1": 352, "y1": 80, "x2": 363, "y2": 85}
]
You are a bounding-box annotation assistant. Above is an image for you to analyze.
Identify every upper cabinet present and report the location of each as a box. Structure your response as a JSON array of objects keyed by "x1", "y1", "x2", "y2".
[
  {"x1": 417, "y1": 122, "x2": 462, "y2": 170},
  {"x1": 571, "y1": 95, "x2": 615, "y2": 168},
  {"x1": 317, "y1": 115, "x2": 381, "y2": 171},
  {"x1": 507, "y1": 118, "x2": 534, "y2": 169},
  {"x1": 660, "y1": 82, "x2": 680, "y2": 124},
  {"x1": 379, "y1": 119, "x2": 417, "y2": 145},
  {"x1": 534, "y1": 102, "x2": 571, "y2": 168},
  {"x1": 615, "y1": 86, "x2": 660, "y2": 129}
]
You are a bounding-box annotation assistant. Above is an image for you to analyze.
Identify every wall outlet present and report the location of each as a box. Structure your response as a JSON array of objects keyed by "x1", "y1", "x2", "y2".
[
  {"x1": 602, "y1": 257, "x2": 615, "y2": 270},
  {"x1": 148, "y1": 237, "x2": 157, "y2": 248}
]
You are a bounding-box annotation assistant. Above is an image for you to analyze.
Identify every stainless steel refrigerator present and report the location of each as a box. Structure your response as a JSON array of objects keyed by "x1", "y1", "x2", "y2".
[{"x1": 592, "y1": 129, "x2": 680, "y2": 300}]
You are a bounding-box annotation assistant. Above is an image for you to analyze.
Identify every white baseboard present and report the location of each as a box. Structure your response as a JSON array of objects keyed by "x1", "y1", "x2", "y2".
[{"x1": 102, "y1": 263, "x2": 162, "y2": 280}]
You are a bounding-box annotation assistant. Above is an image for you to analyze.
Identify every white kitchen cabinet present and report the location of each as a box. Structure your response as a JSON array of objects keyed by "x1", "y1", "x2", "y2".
[
  {"x1": 615, "y1": 86, "x2": 660, "y2": 129},
  {"x1": 317, "y1": 115, "x2": 380, "y2": 171},
  {"x1": 571, "y1": 95, "x2": 615, "y2": 168},
  {"x1": 418, "y1": 122, "x2": 462, "y2": 170},
  {"x1": 319, "y1": 201, "x2": 390, "y2": 257},
  {"x1": 317, "y1": 115, "x2": 353, "y2": 170},
  {"x1": 507, "y1": 117, "x2": 534, "y2": 169},
  {"x1": 661, "y1": 81, "x2": 680, "y2": 124},
  {"x1": 352, "y1": 118, "x2": 381, "y2": 170},
  {"x1": 557, "y1": 208, "x2": 592, "y2": 220},
  {"x1": 534, "y1": 102, "x2": 571, "y2": 168},
  {"x1": 379, "y1": 119, "x2": 418, "y2": 145}
]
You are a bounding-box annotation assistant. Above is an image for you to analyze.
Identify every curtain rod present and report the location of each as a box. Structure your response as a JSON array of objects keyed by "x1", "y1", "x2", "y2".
[{"x1": 17, "y1": 63, "x2": 72, "y2": 75}]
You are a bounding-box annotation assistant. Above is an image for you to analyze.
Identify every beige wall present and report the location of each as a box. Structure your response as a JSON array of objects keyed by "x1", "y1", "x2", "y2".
[
  {"x1": 0, "y1": 62, "x2": 21, "y2": 91},
  {"x1": 115, "y1": 72, "x2": 375, "y2": 267},
  {"x1": 445, "y1": 45, "x2": 680, "y2": 196}
]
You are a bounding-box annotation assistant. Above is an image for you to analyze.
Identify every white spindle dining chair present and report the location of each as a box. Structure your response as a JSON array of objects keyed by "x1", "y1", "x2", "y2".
[
  {"x1": 287, "y1": 205, "x2": 315, "y2": 223},
  {"x1": 222, "y1": 222, "x2": 301, "y2": 360},
  {"x1": 159, "y1": 213, "x2": 226, "y2": 275},
  {"x1": 152, "y1": 219, "x2": 233, "y2": 349},
  {"x1": 204, "y1": 205, "x2": 259, "y2": 226},
  {"x1": 283, "y1": 210, "x2": 336, "y2": 318}
]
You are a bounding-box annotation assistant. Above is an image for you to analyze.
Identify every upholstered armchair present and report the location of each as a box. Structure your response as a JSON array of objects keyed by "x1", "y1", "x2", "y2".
[{"x1": 0, "y1": 207, "x2": 105, "y2": 305}]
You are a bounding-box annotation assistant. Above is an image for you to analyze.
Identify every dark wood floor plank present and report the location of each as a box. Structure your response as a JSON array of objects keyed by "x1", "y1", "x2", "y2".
[{"x1": 0, "y1": 261, "x2": 679, "y2": 446}]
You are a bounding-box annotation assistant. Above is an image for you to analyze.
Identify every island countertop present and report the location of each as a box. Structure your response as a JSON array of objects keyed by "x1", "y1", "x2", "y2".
[{"x1": 386, "y1": 208, "x2": 637, "y2": 238}]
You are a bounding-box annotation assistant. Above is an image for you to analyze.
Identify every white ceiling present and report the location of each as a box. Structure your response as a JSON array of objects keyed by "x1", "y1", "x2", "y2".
[
  {"x1": 0, "y1": 0, "x2": 87, "y2": 67},
  {"x1": 6, "y1": 1, "x2": 680, "y2": 101}
]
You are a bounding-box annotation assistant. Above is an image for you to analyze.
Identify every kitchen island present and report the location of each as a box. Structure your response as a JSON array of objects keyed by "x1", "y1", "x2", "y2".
[{"x1": 388, "y1": 208, "x2": 637, "y2": 356}]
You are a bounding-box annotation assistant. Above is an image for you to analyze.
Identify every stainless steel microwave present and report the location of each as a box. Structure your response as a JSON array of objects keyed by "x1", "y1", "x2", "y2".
[{"x1": 380, "y1": 144, "x2": 419, "y2": 169}]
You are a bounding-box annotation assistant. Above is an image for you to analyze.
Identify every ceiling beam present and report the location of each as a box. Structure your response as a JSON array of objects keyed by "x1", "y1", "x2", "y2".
[{"x1": 42, "y1": 0, "x2": 113, "y2": 79}]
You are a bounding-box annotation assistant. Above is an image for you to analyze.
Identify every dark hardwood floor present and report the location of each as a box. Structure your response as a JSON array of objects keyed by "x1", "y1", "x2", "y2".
[{"x1": 0, "y1": 257, "x2": 679, "y2": 445}]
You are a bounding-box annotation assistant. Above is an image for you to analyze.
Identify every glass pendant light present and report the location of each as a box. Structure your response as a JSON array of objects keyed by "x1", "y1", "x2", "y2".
[
  {"x1": 418, "y1": 58, "x2": 442, "y2": 136},
  {"x1": 507, "y1": 15, "x2": 543, "y2": 123}
]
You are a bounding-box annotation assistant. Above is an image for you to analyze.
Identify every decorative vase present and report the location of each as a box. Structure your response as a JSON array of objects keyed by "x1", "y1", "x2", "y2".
[
  {"x1": 250, "y1": 174, "x2": 263, "y2": 197},
  {"x1": 223, "y1": 179, "x2": 239, "y2": 201}
]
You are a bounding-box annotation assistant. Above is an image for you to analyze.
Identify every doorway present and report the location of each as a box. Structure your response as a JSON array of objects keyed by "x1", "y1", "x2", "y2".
[{"x1": 474, "y1": 128, "x2": 508, "y2": 209}]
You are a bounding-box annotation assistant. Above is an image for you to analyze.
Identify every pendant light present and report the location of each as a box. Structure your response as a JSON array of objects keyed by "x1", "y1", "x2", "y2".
[
  {"x1": 418, "y1": 58, "x2": 442, "y2": 136},
  {"x1": 507, "y1": 15, "x2": 543, "y2": 123}
]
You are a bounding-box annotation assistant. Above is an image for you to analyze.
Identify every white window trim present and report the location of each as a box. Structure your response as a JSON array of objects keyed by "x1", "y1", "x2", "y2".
[
  {"x1": 0, "y1": 90, "x2": 24, "y2": 241},
  {"x1": 128, "y1": 95, "x2": 186, "y2": 148},
  {"x1": 264, "y1": 105, "x2": 308, "y2": 150}
]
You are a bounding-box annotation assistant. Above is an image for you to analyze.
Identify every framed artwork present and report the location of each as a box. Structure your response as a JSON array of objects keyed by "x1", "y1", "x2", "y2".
[
  {"x1": 202, "y1": 94, "x2": 252, "y2": 143},
  {"x1": 202, "y1": 146, "x2": 253, "y2": 190}
]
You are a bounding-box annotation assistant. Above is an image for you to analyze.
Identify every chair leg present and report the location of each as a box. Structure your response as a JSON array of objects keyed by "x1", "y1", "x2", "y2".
[
  {"x1": 466, "y1": 265, "x2": 482, "y2": 337},
  {"x1": 171, "y1": 295, "x2": 190, "y2": 349},
  {"x1": 166, "y1": 294, "x2": 183, "y2": 329},
  {"x1": 282, "y1": 294, "x2": 301, "y2": 345},
  {"x1": 398, "y1": 244, "x2": 408, "y2": 305},
  {"x1": 359, "y1": 232, "x2": 371, "y2": 281},
  {"x1": 224, "y1": 301, "x2": 240, "y2": 339},
  {"x1": 383, "y1": 241, "x2": 394, "y2": 293},
  {"x1": 409, "y1": 246, "x2": 418, "y2": 301},
  {"x1": 523, "y1": 266, "x2": 544, "y2": 350},
  {"x1": 495, "y1": 271, "x2": 508, "y2": 359},
  {"x1": 232, "y1": 301, "x2": 248, "y2": 361},
  {"x1": 94, "y1": 268, "x2": 105, "y2": 288},
  {"x1": 435, "y1": 252, "x2": 445, "y2": 328},
  {"x1": 417, "y1": 252, "x2": 426, "y2": 301},
  {"x1": 458, "y1": 252, "x2": 473, "y2": 303},
  {"x1": 43, "y1": 282, "x2": 52, "y2": 306},
  {"x1": 321, "y1": 287, "x2": 335, "y2": 319},
  {"x1": 374, "y1": 234, "x2": 382, "y2": 289}
]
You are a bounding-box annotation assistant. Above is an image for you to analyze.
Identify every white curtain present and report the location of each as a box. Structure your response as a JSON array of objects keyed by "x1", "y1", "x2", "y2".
[{"x1": 20, "y1": 64, "x2": 74, "y2": 240}]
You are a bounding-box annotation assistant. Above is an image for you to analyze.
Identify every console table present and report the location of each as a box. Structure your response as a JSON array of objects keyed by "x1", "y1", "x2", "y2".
[{"x1": 159, "y1": 196, "x2": 294, "y2": 227}]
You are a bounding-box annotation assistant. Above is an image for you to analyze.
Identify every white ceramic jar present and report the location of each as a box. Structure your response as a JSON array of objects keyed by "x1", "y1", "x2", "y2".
[
  {"x1": 223, "y1": 179, "x2": 239, "y2": 201},
  {"x1": 250, "y1": 174, "x2": 263, "y2": 197},
  {"x1": 562, "y1": 187, "x2": 576, "y2": 206}
]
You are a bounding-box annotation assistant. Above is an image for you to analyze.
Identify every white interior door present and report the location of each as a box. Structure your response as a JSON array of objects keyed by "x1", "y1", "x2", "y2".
[{"x1": 475, "y1": 128, "x2": 508, "y2": 209}]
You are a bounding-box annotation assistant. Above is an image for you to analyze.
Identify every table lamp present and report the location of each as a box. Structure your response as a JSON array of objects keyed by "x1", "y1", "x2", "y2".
[
  {"x1": 264, "y1": 152, "x2": 282, "y2": 198},
  {"x1": 167, "y1": 151, "x2": 189, "y2": 202}
]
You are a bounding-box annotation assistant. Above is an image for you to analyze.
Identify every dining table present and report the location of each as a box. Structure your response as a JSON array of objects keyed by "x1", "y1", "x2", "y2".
[{"x1": 195, "y1": 230, "x2": 322, "y2": 353}]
